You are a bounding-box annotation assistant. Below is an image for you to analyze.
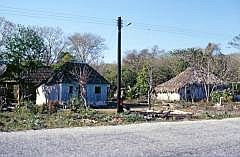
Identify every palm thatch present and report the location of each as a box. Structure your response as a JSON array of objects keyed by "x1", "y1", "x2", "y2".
[{"x1": 155, "y1": 67, "x2": 222, "y2": 92}]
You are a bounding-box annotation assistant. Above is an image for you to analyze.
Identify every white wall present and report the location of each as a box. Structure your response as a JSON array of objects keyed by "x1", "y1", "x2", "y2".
[
  {"x1": 36, "y1": 84, "x2": 61, "y2": 105},
  {"x1": 156, "y1": 92, "x2": 180, "y2": 101},
  {"x1": 36, "y1": 85, "x2": 46, "y2": 105}
]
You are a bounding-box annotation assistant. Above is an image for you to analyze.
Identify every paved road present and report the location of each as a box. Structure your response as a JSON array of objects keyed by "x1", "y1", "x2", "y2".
[{"x1": 1, "y1": 118, "x2": 240, "y2": 157}]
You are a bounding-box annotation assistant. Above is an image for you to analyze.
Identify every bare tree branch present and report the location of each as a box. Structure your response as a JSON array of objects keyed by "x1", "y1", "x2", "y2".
[
  {"x1": 68, "y1": 33, "x2": 105, "y2": 65},
  {"x1": 32, "y1": 26, "x2": 67, "y2": 65},
  {"x1": 70, "y1": 63, "x2": 92, "y2": 108}
]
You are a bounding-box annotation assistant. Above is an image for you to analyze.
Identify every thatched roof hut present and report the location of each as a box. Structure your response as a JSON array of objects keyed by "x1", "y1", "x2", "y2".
[{"x1": 155, "y1": 67, "x2": 222, "y2": 93}]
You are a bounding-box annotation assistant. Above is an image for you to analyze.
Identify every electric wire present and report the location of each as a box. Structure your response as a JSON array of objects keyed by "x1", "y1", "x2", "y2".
[{"x1": 0, "y1": 4, "x2": 234, "y2": 39}]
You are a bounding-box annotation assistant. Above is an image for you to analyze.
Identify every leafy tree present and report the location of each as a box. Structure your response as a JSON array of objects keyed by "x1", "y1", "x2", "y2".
[
  {"x1": 170, "y1": 58, "x2": 189, "y2": 76},
  {"x1": 152, "y1": 65, "x2": 174, "y2": 85},
  {"x1": 5, "y1": 25, "x2": 45, "y2": 76},
  {"x1": 135, "y1": 65, "x2": 149, "y2": 98},
  {"x1": 122, "y1": 46, "x2": 167, "y2": 104},
  {"x1": 100, "y1": 63, "x2": 117, "y2": 98},
  {"x1": 4, "y1": 25, "x2": 45, "y2": 103},
  {"x1": 52, "y1": 51, "x2": 75, "y2": 70},
  {"x1": 122, "y1": 66, "x2": 137, "y2": 88},
  {"x1": 170, "y1": 48, "x2": 204, "y2": 68}
]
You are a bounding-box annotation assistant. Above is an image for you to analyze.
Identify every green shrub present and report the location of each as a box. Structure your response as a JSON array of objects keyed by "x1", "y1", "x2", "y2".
[
  {"x1": 126, "y1": 86, "x2": 137, "y2": 100},
  {"x1": 211, "y1": 91, "x2": 233, "y2": 103},
  {"x1": 27, "y1": 114, "x2": 45, "y2": 130},
  {"x1": 68, "y1": 97, "x2": 85, "y2": 111},
  {"x1": 19, "y1": 101, "x2": 41, "y2": 114}
]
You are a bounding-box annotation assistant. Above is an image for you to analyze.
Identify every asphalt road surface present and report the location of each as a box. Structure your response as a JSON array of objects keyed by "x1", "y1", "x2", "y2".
[{"x1": 1, "y1": 118, "x2": 240, "y2": 157}]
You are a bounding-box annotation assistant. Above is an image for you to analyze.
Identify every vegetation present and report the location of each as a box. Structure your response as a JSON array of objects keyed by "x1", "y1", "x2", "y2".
[
  {"x1": 0, "y1": 101, "x2": 145, "y2": 132},
  {"x1": 1, "y1": 16, "x2": 240, "y2": 132},
  {"x1": 211, "y1": 91, "x2": 233, "y2": 103},
  {"x1": 0, "y1": 17, "x2": 106, "y2": 106}
]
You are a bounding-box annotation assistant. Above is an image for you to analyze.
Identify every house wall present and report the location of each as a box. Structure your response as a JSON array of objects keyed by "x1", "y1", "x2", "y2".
[
  {"x1": 36, "y1": 85, "x2": 45, "y2": 105},
  {"x1": 60, "y1": 83, "x2": 79, "y2": 102},
  {"x1": 36, "y1": 83, "x2": 109, "y2": 106},
  {"x1": 234, "y1": 95, "x2": 240, "y2": 101},
  {"x1": 156, "y1": 93, "x2": 180, "y2": 101},
  {"x1": 179, "y1": 84, "x2": 206, "y2": 101},
  {"x1": 86, "y1": 84, "x2": 109, "y2": 106},
  {"x1": 36, "y1": 84, "x2": 61, "y2": 105}
]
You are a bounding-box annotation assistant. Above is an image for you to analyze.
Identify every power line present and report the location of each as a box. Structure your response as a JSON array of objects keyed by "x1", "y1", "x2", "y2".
[
  {"x1": 0, "y1": 10, "x2": 115, "y2": 27},
  {"x1": 0, "y1": 4, "x2": 233, "y2": 39},
  {"x1": 0, "y1": 4, "x2": 115, "y2": 22},
  {"x1": 127, "y1": 24, "x2": 233, "y2": 39},
  {"x1": 122, "y1": 19, "x2": 233, "y2": 39},
  {"x1": 0, "y1": 4, "x2": 116, "y2": 27}
]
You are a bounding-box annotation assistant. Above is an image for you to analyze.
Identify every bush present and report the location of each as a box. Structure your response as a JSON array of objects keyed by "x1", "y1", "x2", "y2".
[
  {"x1": 126, "y1": 86, "x2": 137, "y2": 100},
  {"x1": 122, "y1": 113, "x2": 144, "y2": 123},
  {"x1": 211, "y1": 91, "x2": 233, "y2": 103},
  {"x1": 27, "y1": 114, "x2": 45, "y2": 130},
  {"x1": 68, "y1": 97, "x2": 85, "y2": 111},
  {"x1": 0, "y1": 105, "x2": 46, "y2": 131}
]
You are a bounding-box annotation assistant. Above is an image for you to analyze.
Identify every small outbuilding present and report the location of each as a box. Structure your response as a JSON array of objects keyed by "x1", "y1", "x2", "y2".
[
  {"x1": 155, "y1": 67, "x2": 222, "y2": 102},
  {"x1": 0, "y1": 61, "x2": 53, "y2": 104}
]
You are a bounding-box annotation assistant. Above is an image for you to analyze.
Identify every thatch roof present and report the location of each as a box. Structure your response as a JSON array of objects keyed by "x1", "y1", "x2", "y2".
[{"x1": 155, "y1": 67, "x2": 222, "y2": 92}]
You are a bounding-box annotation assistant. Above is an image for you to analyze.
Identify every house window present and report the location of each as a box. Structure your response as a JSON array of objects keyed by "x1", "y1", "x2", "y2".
[
  {"x1": 95, "y1": 86, "x2": 101, "y2": 94},
  {"x1": 69, "y1": 86, "x2": 73, "y2": 94}
]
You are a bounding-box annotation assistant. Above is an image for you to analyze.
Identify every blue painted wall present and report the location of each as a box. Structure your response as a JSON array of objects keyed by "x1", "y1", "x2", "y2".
[
  {"x1": 60, "y1": 83, "x2": 79, "y2": 102},
  {"x1": 86, "y1": 84, "x2": 109, "y2": 105},
  {"x1": 179, "y1": 84, "x2": 206, "y2": 101},
  {"x1": 46, "y1": 83, "x2": 109, "y2": 106},
  {"x1": 46, "y1": 84, "x2": 61, "y2": 101}
]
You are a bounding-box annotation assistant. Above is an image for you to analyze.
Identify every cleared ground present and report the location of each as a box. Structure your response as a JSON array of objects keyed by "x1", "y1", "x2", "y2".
[{"x1": 1, "y1": 118, "x2": 240, "y2": 157}]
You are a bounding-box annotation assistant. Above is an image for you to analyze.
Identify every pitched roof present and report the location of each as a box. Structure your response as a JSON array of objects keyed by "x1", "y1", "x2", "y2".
[
  {"x1": 45, "y1": 71, "x2": 78, "y2": 85},
  {"x1": 155, "y1": 67, "x2": 222, "y2": 92},
  {"x1": 45, "y1": 62, "x2": 109, "y2": 85},
  {"x1": 0, "y1": 63, "x2": 53, "y2": 84},
  {"x1": 21, "y1": 67, "x2": 54, "y2": 84}
]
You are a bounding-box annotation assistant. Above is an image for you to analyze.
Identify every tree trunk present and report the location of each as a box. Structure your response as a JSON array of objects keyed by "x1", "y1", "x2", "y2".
[
  {"x1": 82, "y1": 96, "x2": 87, "y2": 108},
  {"x1": 148, "y1": 90, "x2": 151, "y2": 110},
  {"x1": 203, "y1": 83, "x2": 208, "y2": 102},
  {"x1": 207, "y1": 84, "x2": 210, "y2": 103},
  {"x1": 80, "y1": 85, "x2": 88, "y2": 108}
]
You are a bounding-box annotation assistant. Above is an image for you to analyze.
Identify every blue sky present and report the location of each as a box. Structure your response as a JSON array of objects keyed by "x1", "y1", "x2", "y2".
[{"x1": 0, "y1": 0, "x2": 239, "y2": 63}]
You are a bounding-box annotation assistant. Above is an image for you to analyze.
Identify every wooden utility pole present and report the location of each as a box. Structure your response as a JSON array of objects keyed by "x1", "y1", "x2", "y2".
[{"x1": 117, "y1": 16, "x2": 124, "y2": 113}]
